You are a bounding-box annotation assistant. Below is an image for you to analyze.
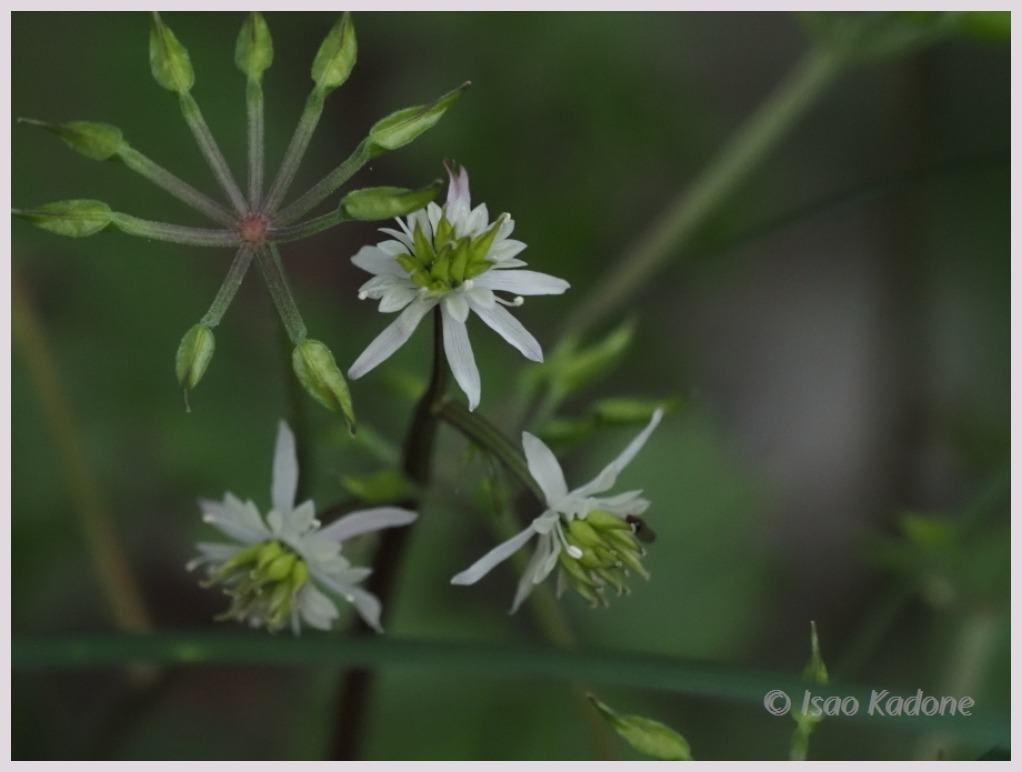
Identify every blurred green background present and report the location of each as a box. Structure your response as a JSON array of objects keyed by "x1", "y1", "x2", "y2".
[{"x1": 11, "y1": 11, "x2": 1009, "y2": 760}]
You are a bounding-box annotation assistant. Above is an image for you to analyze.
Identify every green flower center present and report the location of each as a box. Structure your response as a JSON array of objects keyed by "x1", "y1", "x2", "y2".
[
  {"x1": 203, "y1": 539, "x2": 310, "y2": 632},
  {"x1": 396, "y1": 211, "x2": 506, "y2": 295},
  {"x1": 557, "y1": 510, "x2": 651, "y2": 608}
]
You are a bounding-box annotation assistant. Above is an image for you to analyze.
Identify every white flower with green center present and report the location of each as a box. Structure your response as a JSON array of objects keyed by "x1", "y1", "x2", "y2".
[
  {"x1": 189, "y1": 420, "x2": 416, "y2": 634},
  {"x1": 452, "y1": 408, "x2": 664, "y2": 611},
  {"x1": 348, "y1": 163, "x2": 570, "y2": 410}
]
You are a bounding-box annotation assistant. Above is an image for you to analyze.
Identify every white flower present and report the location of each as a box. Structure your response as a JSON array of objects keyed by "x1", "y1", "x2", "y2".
[
  {"x1": 189, "y1": 420, "x2": 417, "y2": 634},
  {"x1": 348, "y1": 162, "x2": 570, "y2": 410},
  {"x1": 451, "y1": 408, "x2": 664, "y2": 611}
]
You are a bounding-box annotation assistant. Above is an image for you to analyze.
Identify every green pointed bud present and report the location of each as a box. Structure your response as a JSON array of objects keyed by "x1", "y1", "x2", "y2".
[
  {"x1": 175, "y1": 323, "x2": 215, "y2": 392},
  {"x1": 566, "y1": 518, "x2": 603, "y2": 550},
  {"x1": 368, "y1": 82, "x2": 469, "y2": 157},
  {"x1": 338, "y1": 180, "x2": 441, "y2": 221},
  {"x1": 311, "y1": 12, "x2": 356, "y2": 93},
  {"x1": 292, "y1": 338, "x2": 356, "y2": 431},
  {"x1": 802, "y1": 621, "x2": 829, "y2": 685},
  {"x1": 236, "y1": 12, "x2": 273, "y2": 81},
  {"x1": 291, "y1": 557, "x2": 309, "y2": 589},
  {"x1": 588, "y1": 695, "x2": 693, "y2": 761},
  {"x1": 255, "y1": 540, "x2": 285, "y2": 570},
  {"x1": 150, "y1": 13, "x2": 194, "y2": 94},
  {"x1": 13, "y1": 199, "x2": 112, "y2": 237},
  {"x1": 21, "y1": 119, "x2": 126, "y2": 161},
  {"x1": 265, "y1": 551, "x2": 298, "y2": 581},
  {"x1": 586, "y1": 509, "x2": 631, "y2": 532}
]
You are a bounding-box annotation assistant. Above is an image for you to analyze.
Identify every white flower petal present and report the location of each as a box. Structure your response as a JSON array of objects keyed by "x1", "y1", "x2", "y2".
[
  {"x1": 201, "y1": 495, "x2": 269, "y2": 544},
  {"x1": 299, "y1": 583, "x2": 339, "y2": 630},
  {"x1": 468, "y1": 300, "x2": 543, "y2": 362},
  {"x1": 378, "y1": 284, "x2": 418, "y2": 313},
  {"x1": 427, "y1": 201, "x2": 443, "y2": 234},
  {"x1": 450, "y1": 522, "x2": 539, "y2": 585},
  {"x1": 349, "y1": 297, "x2": 437, "y2": 379},
  {"x1": 271, "y1": 420, "x2": 298, "y2": 517},
  {"x1": 443, "y1": 291, "x2": 470, "y2": 323},
  {"x1": 473, "y1": 269, "x2": 569, "y2": 297},
  {"x1": 317, "y1": 506, "x2": 418, "y2": 543},
  {"x1": 571, "y1": 408, "x2": 664, "y2": 498},
  {"x1": 378, "y1": 226, "x2": 414, "y2": 250},
  {"x1": 351, "y1": 244, "x2": 403, "y2": 276},
  {"x1": 522, "y1": 433, "x2": 569, "y2": 504},
  {"x1": 488, "y1": 239, "x2": 527, "y2": 263},
  {"x1": 446, "y1": 165, "x2": 471, "y2": 226},
  {"x1": 348, "y1": 586, "x2": 383, "y2": 632},
  {"x1": 510, "y1": 532, "x2": 557, "y2": 612},
  {"x1": 441, "y1": 305, "x2": 481, "y2": 411}
]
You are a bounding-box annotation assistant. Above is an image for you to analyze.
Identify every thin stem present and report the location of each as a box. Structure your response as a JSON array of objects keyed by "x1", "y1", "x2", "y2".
[
  {"x1": 270, "y1": 210, "x2": 348, "y2": 244},
  {"x1": 117, "y1": 146, "x2": 236, "y2": 226},
  {"x1": 273, "y1": 140, "x2": 371, "y2": 226},
  {"x1": 331, "y1": 309, "x2": 448, "y2": 761},
  {"x1": 559, "y1": 47, "x2": 843, "y2": 340},
  {"x1": 110, "y1": 213, "x2": 240, "y2": 247},
  {"x1": 200, "y1": 246, "x2": 254, "y2": 328},
  {"x1": 263, "y1": 88, "x2": 327, "y2": 214},
  {"x1": 246, "y1": 77, "x2": 265, "y2": 209},
  {"x1": 11, "y1": 272, "x2": 152, "y2": 633},
  {"x1": 178, "y1": 92, "x2": 248, "y2": 216},
  {"x1": 436, "y1": 399, "x2": 545, "y2": 505},
  {"x1": 254, "y1": 243, "x2": 308, "y2": 343}
]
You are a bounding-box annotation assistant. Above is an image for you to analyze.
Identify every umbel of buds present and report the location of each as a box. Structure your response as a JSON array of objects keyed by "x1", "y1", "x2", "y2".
[{"x1": 13, "y1": 12, "x2": 467, "y2": 425}]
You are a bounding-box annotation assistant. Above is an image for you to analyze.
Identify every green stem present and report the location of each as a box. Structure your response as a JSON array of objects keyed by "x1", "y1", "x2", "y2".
[
  {"x1": 200, "y1": 246, "x2": 254, "y2": 328},
  {"x1": 271, "y1": 210, "x2": 349, "y2": 244},
  {"x1": 254, "y1": 243, "x2": 307, "y2": 343},
  {"x1": 110, "y1": 213, "x2": 239, "y2": 247},
  {"x1": 246, "y1": 76, "x2": 265, "y2": 209},
  {"x1": 178, "y1": 92, "x2": 248, "y2": 216},
  {"x1": 12, "y1": 272, "x2": 152, "y2": 633},
  {"x1": 436, "y1": 399, "x2": 545, "y2": 505},
  {"x1": 117, "y1": 146, "x2": 236, "y2": 226},
  {"x1": 559, "y1": 46, "x2": 843, "y2": 340},
  {"x1": 263, "y1": 88, "x2": 327, "y2": 214},
  {"x1": 273, "y1": 140, "x2": 371, "y2": 226},
  {"x1": 331, "y1": 308, "x2": 448, "y2": 761}
]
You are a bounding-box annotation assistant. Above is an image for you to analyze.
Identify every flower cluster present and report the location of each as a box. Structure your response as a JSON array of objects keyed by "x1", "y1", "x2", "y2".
[
  {"x1": 349, "y1": 162, "x2": 570, "y2": 410},
  {"x1": 452, "y1": 408, "x2": 663, "y2": 610},
  {"x1": 190, "y1": 421, "x2": 416, "y2": 633}
]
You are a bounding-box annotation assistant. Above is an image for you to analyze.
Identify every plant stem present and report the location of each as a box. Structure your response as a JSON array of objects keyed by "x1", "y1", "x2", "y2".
[
  {"x1": 178, "y1": 92, "x2": 248, "y2": 216},
  {"x1": 331, "y1": 308, "x2": 448, "y2": 760},
  {"x1": 273, "y1": 140, "x2": 370, "y2": 226},
  {"x1": 11, "y1": 272, "x2": 152, "y2": 633},
  {"x1": 246, "y1": 76, "x2": 265, "y2": 209},
  {"x1": 263, "y1": 88, "x2": 327, "y2": 215},
  {"x1": 200, "y1": 247, "x2": 253, "y2": 328},
  {"x1": 117, "y1": 146, "x2": 237, "y2": 226},
  {"x1": 109, "y1": 213, "x2": 240, "y2": 247},
  {"x1": 270, "y1": 210, "x2": 349, "y2": 244},
  {"x1": 559, "y1": 46, "x2": 843, "y2": 340},
  {"x1": 254, "y1": 243, "x2": 308, "y2": 343}
]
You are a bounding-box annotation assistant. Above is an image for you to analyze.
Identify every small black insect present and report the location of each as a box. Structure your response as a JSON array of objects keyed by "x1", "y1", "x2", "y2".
[{"x1": 625, "y1": 514, "x2": 657, "y2": 544}]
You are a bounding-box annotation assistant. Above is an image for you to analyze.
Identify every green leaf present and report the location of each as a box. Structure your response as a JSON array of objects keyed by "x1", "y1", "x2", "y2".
[
  {"x1": 311, "y1": 12, "x2": 356, "y2": 93},
  {"x1": 21, "y1": 119, "x2": 125, "y2": 161},
  {"x1": 338, "y1": 180, "x2": 442, "y2": 221},
  {"x1": 587, "y1": 694, "x2": 693, "y2": 760},
  {"x1": 149, "y1": 12, "x2": 194, "y2": 94},
  {"x1": 235, "y1": 12, "x2": 273, "y2": 81},
  {"x1": 594, "y1": 396, "x2": 682, "y2": 425},
  {"x1": 13, "y1": 199, "x2": 113, "y2": 237},
  {"x1": 542, "y1": 319, "x2": 636, "y2": 400},
  {"x1": 341, "y1": 469, "x2": 416, "y2": 504},
  {"x1": 175, "y1": 323, "x2": 215, "y2": 392},
  {"x1": 802, "y1": 620, "x2": 829, "y2": 685},
  {"x1": 950, "y1": 12, "x2": 1010, "y2": 42},
  {"x1": 368, "y1": 82, "x2": 469, "y2": 157},
  {"x1": 292, "y1": 338, "x2": 356, "y2": 432}
]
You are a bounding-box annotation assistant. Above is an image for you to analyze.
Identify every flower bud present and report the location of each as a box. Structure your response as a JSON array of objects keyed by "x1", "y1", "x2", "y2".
[
  {"x1": 235, "y1": 12, "x2": 273, "y2": 81},
  {"x1": 149, "y1": 13, "x2": 194, "y2": 94},
  {"x1": 13, "y1": 199, "x2": 112, "y2": 237},
  {"x1": 292, "y1": 338, "x2": 356, "y2": 431},
  {"x1": 557, "y1": 510, "x2": 652, "y2": 606},
  {"x1": 21, "y1": 119, "x2": 126, "y2": 161},
  {"x1": 338, "y1": 180, "x2": 442, "y2": 222},
  {"x1": 175, "y1": 323, "x2": 215, "y2": 394},
  {"x1": 368, "y1": 82, "x2": 469, "y2": 157},
  {"x1": 587, "y1": 694, "x2": 693, "y2": 761},
  {"x1": 311, "y1": 12, "x2": 356, "y2": 93}
]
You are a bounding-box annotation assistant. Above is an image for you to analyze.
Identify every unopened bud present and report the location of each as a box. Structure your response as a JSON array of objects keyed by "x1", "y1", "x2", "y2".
[
  {"x1": 13, "y1": 199, "x2": 112, "y2": 238},
  {"x1": 292, "y1": 338, "x2": 356, "y2": 431},
  {"x1": 175, "y1": 323, "x2": 215, "y2": 395},
  {"x1": 368, "y1": 82, "x2": 469, "y2": 157},
  {"x1": 338, "y1": 180, "x2": 441, "y2": 222},
  {"x1": 311, "y1": 12, "x2": 356, "y2": 93},
  {"x1": 150, "y1": 13, "x2": 194, "y2": 94}
]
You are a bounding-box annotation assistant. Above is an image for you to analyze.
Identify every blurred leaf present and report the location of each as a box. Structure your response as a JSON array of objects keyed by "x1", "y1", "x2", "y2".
[
  {"x1": 530, "y1": 318, "x2": 636, "y2": 404},
  {"x1": 341, "y1": 468, "x2": 416, "y2": 504},
  {"x1": 538, "y1": 395, "x2": 682, "y2": 449},
  {"x1": 587, "y1": 694, "x2": 693, "y2": 760},
  {"x1": 949, "y1": 12, "x2": 1009, "y2": 43}
]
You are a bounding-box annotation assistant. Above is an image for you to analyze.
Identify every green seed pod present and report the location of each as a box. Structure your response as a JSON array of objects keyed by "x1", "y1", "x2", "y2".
[
  {"x1": 292, "y1": 338, "x2": 356, "y2": 431},
  {"x1": 150, "y1": 13, "x2": 194, "y2": 94},
  {"x1": 338, "y1": 180, "x2": 441, "y2": 222},
  {"x1": 311, "y1": 12, "x2": 356, "y2": 93},
  {"x1": 13, "y1": 199, "x2": 113, "y2": 238},
  {"x1": 175, "y1": 323, "x2": 215, "y2": 392}
]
